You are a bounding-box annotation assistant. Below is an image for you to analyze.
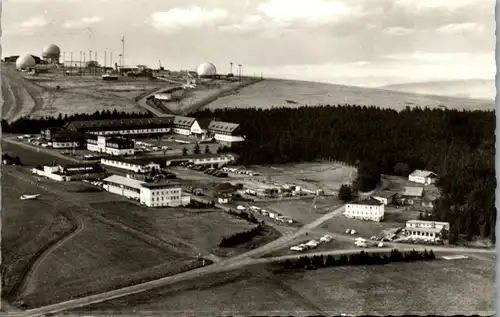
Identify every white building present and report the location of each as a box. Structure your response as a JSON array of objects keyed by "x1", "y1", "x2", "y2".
[
  {"x1": 102, "y1": 175, "x2": 190, "y2": 207},
  {"x1": 87, "y1": 136, "x2": 135, "y2": 156},
  {"x1": 172, "y1": 116, "x2": 198, "y2": 136},
  {"x1": 100, "y1": 157, "x2": 160, "y2": 173},
  {"x1": 207, "y1": 121, "x2": 245, "y2": 147},
  {"x1": 103, "y1": 175, "x2": 144, "y2": 200},
  {"x1": 344, "y1": 197, "x2": 385, "y2": 222},
  {"x1": 406, "y1": 220, "x2": 450, "y2": 231},
  {"x1": 409, "y1": 170, "x2": 438, "y2": 185},
  {"x1": 140, "y1": 181, "x2": 189, "y2": 207},
  {"x1": 371, "y1": 191, "x2": 397, "y2": 206},
  {"x1": 406, "y1": 226, "x2": 445, "y2": 242},
  {"x1": 165, "y1": 153, "x2": 236, "y2": 168}
]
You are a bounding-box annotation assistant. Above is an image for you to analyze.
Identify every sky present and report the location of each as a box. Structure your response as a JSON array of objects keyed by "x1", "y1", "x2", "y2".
[{"x1": 2, "y1": 0, "x2": 495, "y2": 87}]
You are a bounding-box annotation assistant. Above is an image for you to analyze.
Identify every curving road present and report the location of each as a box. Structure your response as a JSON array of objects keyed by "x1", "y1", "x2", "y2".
[{"x1": 21, "y1": 199, "x2": 495, "y2": 317}]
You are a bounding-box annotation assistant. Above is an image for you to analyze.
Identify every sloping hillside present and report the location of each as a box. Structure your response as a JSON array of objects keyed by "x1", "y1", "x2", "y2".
[
  {"x1": 205, "y1": 79, "x2": 494, "y2": 111},
  {"x1": 381, "y1": 79, "x2": 495, "y2": 101}
]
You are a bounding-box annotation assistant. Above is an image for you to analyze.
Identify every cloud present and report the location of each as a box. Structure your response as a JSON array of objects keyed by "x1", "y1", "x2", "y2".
[
  {"x1": 218, "y1": 15, "x2": 267, "y2": 34},
  {"x1": 61, "y1": 17, "x2": 102, "y2": 29},
  {"x1": 147, "y1": 6, "x2": 228, "y2": 33},
  {"x1": 436, "y1": 22, "x2": 485, "y2": 34},
  {"x1": 381, "y1": 51, "x2": 492, "y2": 64},
  {"x1": 383, "y1": 27, "x2": 413, "y2": 36},
  {"x1": 395, "y1": 0, "x2": 477, "y2": 11},
  {"x1": 256, "y1": 0, "x2": 357, "y2": 26},
  {"x1": 4, "y1": 15, "x2": 52, "y2": 34}
]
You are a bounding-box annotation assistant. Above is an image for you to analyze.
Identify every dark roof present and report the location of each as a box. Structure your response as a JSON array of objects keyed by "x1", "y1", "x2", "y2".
[
  {"x1": 215, "y1": 182, "x2": 237, "y2": 193},
  {"x1": 172, "y1": 116, "x2": 196, "y2": 128},
  {"x1": 197, "y1": 118, "x2": 213, "y2": 130},
  {"x1": 65, "y1": 117, "x2": 175, "y2": 132},
  {"x1": 207, "y1": 120, "x2": 240, "y2": 134},
  {"x1": 140, "y1": 181, "x2": 181, "y2": 189},
  {"x1": 348, "y1": 197, "x2": 384, "y2": 206},
  {"x1": 106, "y1": 137, "x2": 134, "y2": 146}
]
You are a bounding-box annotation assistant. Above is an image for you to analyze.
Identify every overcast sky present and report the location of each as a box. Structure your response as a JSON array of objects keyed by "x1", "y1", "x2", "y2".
[{"x1": 2, "y1": 0, "x2": 495, "y2": 87}]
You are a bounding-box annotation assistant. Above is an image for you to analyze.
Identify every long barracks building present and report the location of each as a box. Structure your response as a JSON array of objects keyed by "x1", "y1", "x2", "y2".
[{"x1": 64, "y1": 116, "x2": 245, "y2": 147}]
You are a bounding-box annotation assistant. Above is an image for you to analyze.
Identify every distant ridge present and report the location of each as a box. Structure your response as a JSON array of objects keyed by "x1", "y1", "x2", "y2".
[{"x1": 380, "y1": 79, "x2": 495, "y2": 101}]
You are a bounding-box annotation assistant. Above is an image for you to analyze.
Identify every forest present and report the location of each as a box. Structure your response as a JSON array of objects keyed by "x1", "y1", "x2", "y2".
[{"x1": 194, "y1": 105, "x2": 496, "y2": 243}]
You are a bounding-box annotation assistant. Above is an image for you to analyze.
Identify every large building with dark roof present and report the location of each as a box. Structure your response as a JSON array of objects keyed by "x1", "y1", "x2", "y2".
[{"x1": 63, "y1": 115, "x2": 245, "y2": 147}]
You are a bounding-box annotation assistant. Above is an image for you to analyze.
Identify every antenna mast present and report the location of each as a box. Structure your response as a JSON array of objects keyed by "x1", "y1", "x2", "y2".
[{"x1": 121, "y1": 35, "x2": 125, "y2": 74}]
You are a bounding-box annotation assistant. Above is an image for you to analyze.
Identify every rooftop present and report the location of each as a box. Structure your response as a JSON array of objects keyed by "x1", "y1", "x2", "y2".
[
  {"x1": 407, "y1": 220, "x2": 450, "y2": 226},
  {"x1": 140, "y1": 181, "x2": 182, "y2": 189},
  {"x1": 101, "y1": 155, "x2": 162, "y2": 166},
  {"x1": 372, "y1": 191, "x2": 397, "y2": 199},
  {"x1": 103, "y1": 174, "x2": 145, "y2": 190},
  {"x1": 65, "y1": 117, "x2": 174, "y2": 131},
  {"x1": 402, "y1": 186, "x2": 424, "y2": 197},
  {"x1": 410, "y1": 169, "x2": 438, "y2": 178},
  {"x1": 348, "y1": 197, "x2": 384, "y2": 206},
  {"x1": 207, "y1": 120, "x2": 240, "y2": 133},
  {"x1": 173, "y1": 116, "x2": 196, "y2": 127},
  {"x1": 405, "y1": 226, "x2": 443, "y2": 234}
]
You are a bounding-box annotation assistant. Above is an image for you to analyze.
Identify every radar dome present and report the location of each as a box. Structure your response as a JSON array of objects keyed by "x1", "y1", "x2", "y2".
[
  {"x1": 42, "y1": 44, "x2": 61, "y2": 58},
  {"x1": 197, "y1": 62, "x2": 216, "y2": 77},
  {"x1": 16, "y1": 54, "x2": 36, "y2": 70}
]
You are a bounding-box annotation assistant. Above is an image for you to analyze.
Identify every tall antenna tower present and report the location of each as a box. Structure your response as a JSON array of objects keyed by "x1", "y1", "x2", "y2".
[{"x1": 121, "y1": 35, "x2": 125, "y2": 74}]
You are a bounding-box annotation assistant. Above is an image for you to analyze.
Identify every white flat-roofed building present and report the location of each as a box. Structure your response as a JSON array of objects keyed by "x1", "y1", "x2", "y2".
[
  {"x1": 140, "y1": 181, "x2": 187, "y2": 207},
  {"x1": 406, "y1": 226, "x2": 444, "y2": 242},
  {"x1": 100, "y1": 156, "x2": 160, "y2": 173},
  {"x1": 409, "y1": 170, "x2": 438, "y2": 185},
  {"x1": 406, "y1": 220, "x2": 450, "y2": 231},
  {"x1": 345, "y1": 197, "x2": 385, "y2": 222},
  {"x1": 103, "y1": 175, "x2": 144, "y2": 199}
]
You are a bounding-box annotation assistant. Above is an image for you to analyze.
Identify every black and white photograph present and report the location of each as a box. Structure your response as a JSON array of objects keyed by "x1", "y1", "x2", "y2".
[{"x1": 0, "y1": 0, "x2": 496, "y2": 316}]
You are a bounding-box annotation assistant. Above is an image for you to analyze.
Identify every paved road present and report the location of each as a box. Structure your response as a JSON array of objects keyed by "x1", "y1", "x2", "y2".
[{"x1": 3, "y1": 137, "x2": 83, "y2": 164}]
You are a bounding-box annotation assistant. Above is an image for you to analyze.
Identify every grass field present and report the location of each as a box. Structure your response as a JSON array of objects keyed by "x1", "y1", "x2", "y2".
[
  {"x1": 1, "y1": 171, "x2": 75, "y2": 298},
  {"x1": 254, "y1": 196, "x2": 343, "y2": 225},
  {"x1": 205, "y1": 78, "x2": 494, "y2": 111},
  {"x1": 79, "y1": 258, "x2": 495, "y2": 315},
  {"x1": 17, "y1": 215, "x2": 196, "y2": 309},
  {"x1": 241, "y1": 162, "x2": 357, "y2": 195},
  {"x1": 89, "y1": 200, "x2": 274, "y2": 257}
]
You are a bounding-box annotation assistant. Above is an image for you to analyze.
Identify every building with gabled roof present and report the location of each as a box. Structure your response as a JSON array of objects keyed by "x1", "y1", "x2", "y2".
[
  {"x1": 344, "y1": 197, "x2": 385, "y2": 222},
  {"x1": 207, "y1": 120, "x2": 245, "y2": 146},
  {"x1": 409, "y1": 169, "x2": 438, "y2": 185}
]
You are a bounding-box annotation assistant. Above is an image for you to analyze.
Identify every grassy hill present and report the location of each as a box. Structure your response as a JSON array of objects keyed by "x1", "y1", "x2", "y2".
[
  {"x1": 205, "y1": 78, "x2": 494, "y2": 111},
  {"x1": 381, "y1": 79, "x2": 495, "y2": 101}
]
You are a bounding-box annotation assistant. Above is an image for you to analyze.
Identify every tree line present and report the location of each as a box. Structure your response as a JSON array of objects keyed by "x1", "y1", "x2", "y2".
[
  {"x1": 1, "y1": 110, "x2": 153, "y2": 134},
  {"x1": 194, "y1": 105, "x2": 495, "y2": 243},
  {"x1": 282, "y1": 249, "x2": 436, "y2": 270},
  {"x1": 219, "y1": 224, "x2": 264, "y2": 247}
]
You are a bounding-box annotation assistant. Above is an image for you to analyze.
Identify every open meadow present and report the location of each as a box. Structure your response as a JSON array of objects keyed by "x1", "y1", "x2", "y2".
[
  {"x1": 205, "y1": 79, "x2": 495, "y2": 111},
  {"x1": 1, "y1": 171, "x2": 75, "y2": 299},
  {"x1": 237, "y1": 162, "x2": 357, "y2": 195},
  {"x1": 79, "y1": 257, "x2": 495, "y2": 315}
]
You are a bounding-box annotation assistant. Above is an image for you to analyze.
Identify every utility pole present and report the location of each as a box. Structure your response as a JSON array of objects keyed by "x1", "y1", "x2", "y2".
[
  {"x1": 104, "y1": 48, "x2": 107, "y2": 69},
  {"x1": 70, "y1": 52, "x2": 73, "y2": 76},
  {"x1": 238, "y1": 64, "x2": 242, "y2": 82},
  {"x1": 89, "y1": 50, "x2": 92, "y2": 75},
  {"x1": 79, "y1": 50, "x2": 82, "y2": 76},
  {"x1": 83, "y1": 52, "x2": 86, "y2": 76},
  {"x1": 230, "y1": 62, "x2": 233, "y2": 74},
  {"x1": 121, "y1": 35, "x2": 125, "y2": 74}
]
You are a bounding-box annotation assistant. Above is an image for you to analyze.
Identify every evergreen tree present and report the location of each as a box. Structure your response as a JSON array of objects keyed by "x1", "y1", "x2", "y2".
[
  {"x1": 338, "y1": 184, "x2": 353, "y2": 202},
  {"x1": 204, "y1": 145, "x2": 211, "y2": 154},
  {"x1": 182, "y1": 147, "x2": 188, "y2": 156},
  {"x1": 193, "y1": 143, "x2": 201, "y2": 155}
]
